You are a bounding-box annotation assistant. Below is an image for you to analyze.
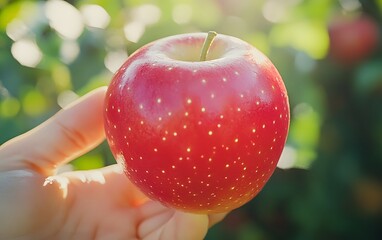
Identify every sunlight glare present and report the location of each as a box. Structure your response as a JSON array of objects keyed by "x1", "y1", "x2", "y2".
[
  {"x1": 124, "y1": 22, "x2": 145, "y2": 43},
  {"x1": 57, "y1": 90, "x2": 79, "y2": 109},
  {"x1": 11, "y1": 39, "x2": 43, "y2": 68},
  {"x1": 277, "y1": 146, "x2": 297, "y2": 169},
  {"x1": 339, "y1": 0, "x2": 361, "y2": 11},
  {"x1": 81, "y1": 4, "x2": 111, "y2": 29},
  {"x1": 262, "y1": 0, "x2": 287, "y2": 23},
  {"x1": 172, "y1": 4, "x2": 193, "y2": 24},
  {"x1": 6, "y1": 19, "x2": 29, "y2": 41},
  {"x1": 60, "y1": 40, "x2": 80, "y2": 64},
  {"x1": 131, "y1": 4, "x2": 162, "y2": 25},
  {"x1": 44, "y1": 0, "x2": 84, "y2": 40},
  {"x1": 104, "y1": 50, "x2": 129, "y2": 73}
]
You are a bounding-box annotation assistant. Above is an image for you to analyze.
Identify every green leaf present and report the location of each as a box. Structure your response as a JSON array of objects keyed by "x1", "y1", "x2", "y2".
[
  {"x1": 71, "y1": 154, "x2": 105, "y2": 170},
  {"x1": 354, "y1": 60, "x2": 382, "y2": 96},
  {"x1": 269, "y1": 20, "x2": 329, "y2": 59}
]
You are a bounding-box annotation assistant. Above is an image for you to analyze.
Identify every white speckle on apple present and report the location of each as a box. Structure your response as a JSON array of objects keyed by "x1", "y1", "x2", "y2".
[
  {"x1": 186, "y1": 147, "x2": 191, "y2": 152},
  {"x1": 234, "y1": 71, "x2": 239, "y2": 75},
  {"x1": 201, "y1": 79, "x2": 207, "y2": 84},
  {"x1": 208, "y1": 130, "x2": 213, "y2": 135},
  {"x1": 234, "y1": 138, "x2": 239, "y2": 143},
  {"x1": 157, "y1": 98, "x2": 162, "y2": 103}
]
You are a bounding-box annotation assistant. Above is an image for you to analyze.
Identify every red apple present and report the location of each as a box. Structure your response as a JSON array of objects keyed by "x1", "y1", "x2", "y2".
[
  {"x1": 104, "y1": 32, "x2": 290, "y2": 213},
  {"x1": 328, "y1": 15, "x2": 379, "y2": 65}
]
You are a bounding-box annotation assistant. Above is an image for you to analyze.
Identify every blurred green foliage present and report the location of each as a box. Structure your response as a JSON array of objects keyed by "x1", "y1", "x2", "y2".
[{"x1": 1, "y1": 0, "x2": 382, "y2": 239}]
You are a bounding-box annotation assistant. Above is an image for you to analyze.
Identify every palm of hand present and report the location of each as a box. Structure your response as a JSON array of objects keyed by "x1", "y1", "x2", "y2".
[{"x1": 0, "y1": 88, "x2": 226, "y2": 240}]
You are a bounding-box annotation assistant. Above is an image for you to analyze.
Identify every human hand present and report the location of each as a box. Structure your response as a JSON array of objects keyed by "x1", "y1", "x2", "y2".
[{"x1": 0, "y1": 87, "x2": 227, "y2": 240}]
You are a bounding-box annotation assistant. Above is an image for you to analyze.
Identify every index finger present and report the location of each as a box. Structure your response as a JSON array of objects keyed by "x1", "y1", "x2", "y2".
[{"x1": 0, "y1": 87, "x2": 107, "y2": 176}]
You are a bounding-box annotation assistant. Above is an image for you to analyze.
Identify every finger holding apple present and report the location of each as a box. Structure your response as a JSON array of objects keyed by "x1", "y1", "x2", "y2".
[{"x1": 104, "y1": 32, "x2": 290, "y2": 213}]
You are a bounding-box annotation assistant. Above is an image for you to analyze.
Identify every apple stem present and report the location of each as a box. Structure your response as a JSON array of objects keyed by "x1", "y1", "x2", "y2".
[{"x1": 199, "y1": 31, "x2": 217, "y2": 61}]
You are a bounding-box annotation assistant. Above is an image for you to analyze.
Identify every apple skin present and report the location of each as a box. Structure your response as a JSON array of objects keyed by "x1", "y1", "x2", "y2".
[
  {"x1": 328, "y1": 15, "x2": 379, "y2": 66},
  {"x1": 104, "y1": 33, "x2": 290, "y2": 213}
]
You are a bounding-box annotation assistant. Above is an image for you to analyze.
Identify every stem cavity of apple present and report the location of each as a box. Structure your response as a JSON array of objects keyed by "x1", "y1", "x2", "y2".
[{"x1": 199, "y1": 31, "x2": 218, "y2": 61}]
